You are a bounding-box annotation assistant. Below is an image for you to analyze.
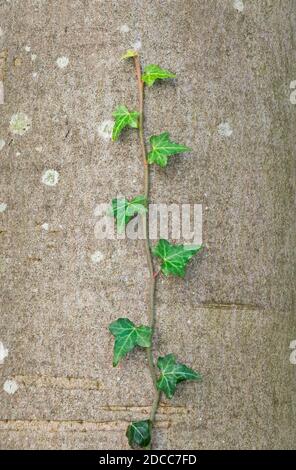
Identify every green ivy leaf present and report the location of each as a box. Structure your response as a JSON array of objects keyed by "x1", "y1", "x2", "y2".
[
  {"x1": 126, "y1": 420, "x2": 152, "y2": 448},
  {"x1": 125, "y1": 195, "x2": 148, "y2": 217},
  {"x1": 142, "y1": 64, "x2": 176, "y2": 87},
  {"x1": 122, "y1": 49, "x2": 138, "y2": 60},
  {"x1": 147, "y1": 132, "x2": 191, "y2": 167},
  {"x1": 109, "y1": 198, "x2": 129, "y2": 233},
  {"x1": 109, "y1": 318, "x2": 152, "y2": 367},
  {"x1": 156, "y1": 354, "x2": 202, "y2": 399},
  {"x1": 153, "y1": 239, "x2": 203, "y2": 277},
  {"x1": 112, "y1": 105, "x2": 139, "y2": 141},
  {"x1": 109, "y1": 196, "x2": 147, "y2": 233}
]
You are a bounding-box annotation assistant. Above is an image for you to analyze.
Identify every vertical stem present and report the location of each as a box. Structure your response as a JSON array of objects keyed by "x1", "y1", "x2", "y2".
[{"x1": 133, "y1": 54, "x2": 161, "y2": 447}]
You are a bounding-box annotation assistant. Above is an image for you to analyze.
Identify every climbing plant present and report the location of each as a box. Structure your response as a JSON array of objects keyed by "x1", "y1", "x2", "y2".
[{"x1": 108, "y1": 49, "x2": 203, "y2": 449}]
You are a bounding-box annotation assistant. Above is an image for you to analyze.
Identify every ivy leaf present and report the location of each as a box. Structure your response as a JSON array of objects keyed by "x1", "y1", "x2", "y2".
[
  {"x1": 112, "y1": 105, "x2": 139, "y2": 141},
  {"x1": 109, "y1": 198, "x2": 129, "y2": 233},
  {"x1": 125, "y1": 195, "x2": 148, "y2": 216},
  {"x1": 153, "y1": 239, "x2": 203, "y2": 277},
  {"x1": 142, "y1": 64, "x2": 176, "y2": 87},
  {"x1": 109, "y1": 196, "x2": 147, "y2": 233},
  {"x1": 122, "y1": 49, "x2": 138, "y2": 60},
  {"x1": 147, "y1": 132, "x2": 191, "y2": 167},
  {"x1": 156, "y1": 354, "x2": 202, "y2": 399},
  {"x1": 109, "y1": 318, "x2": 152, "y2": 367},
  {"x1": 126, "y1": 420, "x2": 151, "y2": 448}
]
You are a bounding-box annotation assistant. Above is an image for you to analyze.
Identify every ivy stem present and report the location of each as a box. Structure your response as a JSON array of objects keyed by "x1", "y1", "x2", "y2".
[{"x1": 133, "y1": 54, "x2": 161, "y2": 446}]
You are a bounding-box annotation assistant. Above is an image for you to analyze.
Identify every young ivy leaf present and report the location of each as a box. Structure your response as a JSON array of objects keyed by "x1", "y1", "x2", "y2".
[
  {"x1": 157, "y1": 354, "x2": 202, "y2": 399},
  {"x1": 126, "y1": 420, "x2": 152, "y2": 448},
  {"x1": 153, "y1": 239, "x2": 203, "y2": 277},
  {"x1": 109, "y1": 196, "x2": 147, "y2": 233},
  {"x1": 142, "y1": 64, "x2": 176, "y2": 87},
  {"x1": 147, "y1": 132, "x2": 191, "y2": 167},
  {"x1": 122, "y1": 49, "x2": 138, "y2": 60},
  {"x1": 112, "y1": 105, "x2": 139, "y2": 141},
  {"x1": 109, "y1": 318, "x2": 152, "y2": 367}
]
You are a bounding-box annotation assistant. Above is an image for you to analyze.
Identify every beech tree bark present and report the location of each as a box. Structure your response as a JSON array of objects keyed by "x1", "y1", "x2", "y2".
[{"x1": 0, "y1": 0, "x2": 295, "y2": 449}]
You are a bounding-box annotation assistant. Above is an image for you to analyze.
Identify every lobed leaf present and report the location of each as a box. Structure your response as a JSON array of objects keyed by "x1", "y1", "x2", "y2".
[
  {"x1": 153, "y1": 239, "x2": 203, "y2": 277},
  {"x1": 147, "y1": 132, "x2": 191, "y2": 167},
  {"x1": 112, "y1": 105, "x2": 139, "y2": 141},
  {"x1": 142, "y1": 64, "x2": 176, "y2": 87},
  {"x1": 109, "y1": 196, "x2": 147, "y2": 233},
  {"x1": 109, "y1": 317, "x2": 152, "y2": 367},
  {"x1": 125, "y1": 195, "x2": 148, "y2": 217},
  {"x1": 156, "y1": 354, "x2": 202, "y2": 399},
  {"x1": 126, "y1": 420, "x2": 151, "y2": 448}
]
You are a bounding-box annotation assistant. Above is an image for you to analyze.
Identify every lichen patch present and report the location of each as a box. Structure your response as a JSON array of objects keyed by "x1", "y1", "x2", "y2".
[
  {"x1": 3, "y1": 379, "x2": 19, "y2": 395},
  {"x1": 0, "y1": 202, "x2": 7, "y2": 213},
  {"x1": 218, "y1": 121, "x2": 233, "y2": 137},
  {"x1": 56, "y1": 56, "x2": 69, "y2": 68},
  {"x1": 91, "y1": 250, "x2": 104, "y2": 264},
  {"x1": 0, "y1": 341, "x2": 8, "y2": 364},
  {"x1": 42, "y1": 169, "x2": 59, "y2": 187},
  {"x1": 9, "y1": 112, "x2": 31, "y2": 135},
  {"x1": 0, "y1": 81, "x2": 4, "y2": 105},
  {"x1": 120, "y1": 24, "x2": 130, "y2": 33},
  {"x1": 233, "y1": 0, "x2": 244, "y2": 12}
]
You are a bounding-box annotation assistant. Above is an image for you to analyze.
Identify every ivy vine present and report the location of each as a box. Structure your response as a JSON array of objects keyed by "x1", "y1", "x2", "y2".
[{"x1": 108, "y1": 49, "x2": 203, "y2": 449}]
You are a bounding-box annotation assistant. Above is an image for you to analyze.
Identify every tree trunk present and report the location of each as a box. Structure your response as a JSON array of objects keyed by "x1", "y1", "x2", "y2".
[{"x1": 0, "y1": 0, "x2": 295, "y2": 449}]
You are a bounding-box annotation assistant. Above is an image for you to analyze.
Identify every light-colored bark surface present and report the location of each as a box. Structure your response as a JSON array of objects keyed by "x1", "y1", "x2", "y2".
[{"x1": 0, "y1": 0, "x2": 295, "y2": 449}]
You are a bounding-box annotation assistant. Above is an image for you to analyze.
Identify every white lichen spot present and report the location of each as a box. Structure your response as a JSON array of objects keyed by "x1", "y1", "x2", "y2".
[
  {"x1": 120, "y1": 24, "x2": 130, "y2": 33},
  {"x1": 31, "y1": 53, "x2": 37, "y2": 62},
  {"x1": 0, "y1": 139, "x2": 5, "y2": 150},
  {"x1": 9, "y1": 112, "x2": 31, "y2": 135},
  {"x1": 289, "y1": 80, "x2": 296, "y2": 105},
  {"x1": 42, "y1": 169, "x2": 59, "y2": 187},
  {"x1": 41, "y1": 222, "x2": 49, "y2": 231},
  {"x1": 16, "y1": 151, "x2": 21, "y2": 157},
  {"x1": 35, "y1": 145, "x2": 43, "y2": 152},
  {"x1": 91, "y1": 250, "x2": 104, "y2": 264},
  {"x1": 3, "y1": 379, "x2": 18, "y2": 395},
  {"x1": 24, "y1": 45, "x2": 31, "y2": 52},
  {"x1": 98, "y1": 120, "x2": 114, "y2": 141},
  {"x1": 0, "y1": 341, "x2": 8, "y2": 364},
  {"x1": 0, "y1": 81, "x2": 4, "y2": 104},
  {"x1": 56, "y1": 56, "x2": 69, "y2": 69},
  {"x1": 233, "y1": 0, "x2": 244, "y2": 12},
  {"x1": 218, "y1": 121, "x2": 233, "y2": 137},
  {"x1": 0, "y1": 202, "x2": 7, "y2": 213},
  {"x1": 32, "y1": 72, "x2": 38, "y2": 79}
]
